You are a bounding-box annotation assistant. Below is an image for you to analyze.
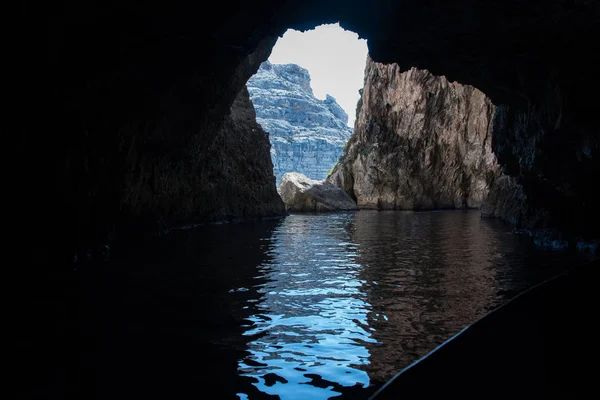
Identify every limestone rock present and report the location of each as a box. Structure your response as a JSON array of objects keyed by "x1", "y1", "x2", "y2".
[
  {"x1": 329, "y1": 57, "x2": 499, "y2": 210},
  {"x1": 247, "y1": 61, "x2": 353, "y2": 186},
  {"x1": 278, "y1": 172, "x2": 358, "y2": 212}
]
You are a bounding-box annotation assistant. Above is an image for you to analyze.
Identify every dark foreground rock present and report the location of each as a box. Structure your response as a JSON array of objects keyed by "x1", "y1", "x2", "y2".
[{"x1": 278, "y1": 172, "x2": 358, "y2": 212}]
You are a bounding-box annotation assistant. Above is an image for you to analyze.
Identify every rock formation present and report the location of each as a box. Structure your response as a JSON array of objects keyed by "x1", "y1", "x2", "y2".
[
  {"x1": 16, "y1": 0, "x2": 600, "y2": 262},
  {"x1": 247, "y1": 61, "x2": 352, "y2": 186},
  {"x1": 329, "y1": 58, "x2": 499, "y2": 210},
  {"x1": 16, "y1": 1, "x2": 600, "y2": 398},
  {"x1": 278, "y1": 172, "x2": 358, "y2": 212},
  {"x1": 480, "y1": 175, "x2": 527, "y2": 226}
]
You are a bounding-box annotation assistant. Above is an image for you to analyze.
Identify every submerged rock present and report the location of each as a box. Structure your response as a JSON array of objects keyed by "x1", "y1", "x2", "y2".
[
  {"x1": 247, "y1": 61, "x2": 353, "y2": 186},
  {"x1": 278, "y1": 172, "x2": 358, "y2": 212}
]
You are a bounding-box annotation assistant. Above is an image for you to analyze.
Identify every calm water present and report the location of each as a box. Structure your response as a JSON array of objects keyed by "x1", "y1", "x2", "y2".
[{"x1": 44, "y1": 211, "x2": 586, "y2": 399}]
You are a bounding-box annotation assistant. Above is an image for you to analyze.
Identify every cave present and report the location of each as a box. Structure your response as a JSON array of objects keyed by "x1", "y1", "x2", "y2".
[{"x1": 16, "y1": 1, "x2": 600, "y2": 398}]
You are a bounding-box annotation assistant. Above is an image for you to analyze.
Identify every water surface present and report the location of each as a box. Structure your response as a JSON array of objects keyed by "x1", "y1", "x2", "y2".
[{"x1": 51, "y1": 211, "x2": 585, "y2": 399}]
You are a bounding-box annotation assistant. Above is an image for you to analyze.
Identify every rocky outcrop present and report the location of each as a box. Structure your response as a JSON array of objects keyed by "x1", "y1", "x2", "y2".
[
  {"x1": 278, "y1": 172, "x2": 358, "y2": 212},
  {"x1": 114, "y1": 83, "x2": 287, "y2": 242},
  {"x1": 247, "y1": 61, "x2": 353, "y2": 186},
  {"x1": 25, "y1": 36, "x2": 285, "y2": 263},
  {"x1": 329, "y1": 58, "x2": 499, "y2": 210},
  {"x1": 17, "y1": 1, "x2": 600, "y2": 264}
]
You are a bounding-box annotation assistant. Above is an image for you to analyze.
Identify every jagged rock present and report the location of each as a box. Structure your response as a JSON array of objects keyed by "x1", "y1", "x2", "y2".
[
  {"x1": 19, "y1": 0, "x2": 600, "y2": 263},
  {"x1": 481, "y1": 175, "x2": 527, "y2": 225},
  {"x1": 278, "y1": 172, "x2": 358, "y2": 212},
  {"x1": 329, "y1": 57, "x2": 499, "y2": 210},
  {"x1": 247, "y1": 61, "x2": 353, "y2": 186}
]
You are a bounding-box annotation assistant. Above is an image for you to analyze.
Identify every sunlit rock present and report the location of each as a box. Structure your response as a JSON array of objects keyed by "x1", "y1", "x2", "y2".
[
  {"x1": 247, "y1": 61, "x2": 353, "y2": 186},
  {"x1": 278, "y1": 172, "x2": 358, "y2": 212},
  {"x1": 329, "y1": 57, "x2": 499, "y2": 210}
]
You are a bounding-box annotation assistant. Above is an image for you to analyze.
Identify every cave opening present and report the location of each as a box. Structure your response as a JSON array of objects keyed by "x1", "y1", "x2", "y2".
[
  {"x1": 16, "y1": 2, "x2": 600, "y2": 399},
  {"x1": 246, "y1": 23, "x2": 367, "y2": 188}
]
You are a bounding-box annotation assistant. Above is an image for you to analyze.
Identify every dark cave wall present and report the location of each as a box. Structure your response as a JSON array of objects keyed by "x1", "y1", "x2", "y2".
[
  {"x1": 15, "y1": 0, "x2": 600, "y2": 264},
  {"x1": 18, "y1": 3, "x2": 288, "y2": 264},
  {"x1": 489, "y1": 81, "x2": 599, "y2": 243}
]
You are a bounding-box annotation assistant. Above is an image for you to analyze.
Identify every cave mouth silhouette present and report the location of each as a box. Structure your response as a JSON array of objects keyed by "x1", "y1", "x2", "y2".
[
  {"x1": 246, "y1": 23, "x2": 366, "y2": 188},
  {"x1": 14, "y1": 2, "x2": 600, "y2": 399},
  {"x1": 16, "y1": 1, "x2": 599, "y2": 267}
]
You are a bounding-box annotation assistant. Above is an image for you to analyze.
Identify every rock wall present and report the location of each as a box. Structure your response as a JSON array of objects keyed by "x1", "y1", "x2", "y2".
[
  {"x1": 330, "y1": 54, "x2": 599, "y2": 247},
  {"x1": 16, "y1": 0, "x2": 600, "y2": 265},
  {"x1": 20, "y1": 36, "x2": 285, "y2": 264},
  {"x1": 329, "y1": 58, "x2": 499, "y2": 210},
  {"x1": 119, "y1": 84, "x2": 285, "y2": 231},
  {"x1": 247, "y1": 61, "x2": 352, "y2": 186},
  {"x1": 488, "y1": 93, "x2": 599, "y2": 245}
]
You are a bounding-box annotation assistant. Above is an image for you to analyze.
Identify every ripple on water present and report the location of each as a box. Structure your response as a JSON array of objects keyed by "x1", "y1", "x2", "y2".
[{"x1": 232, "y1": 210, "x2": 581, "y2": 399}]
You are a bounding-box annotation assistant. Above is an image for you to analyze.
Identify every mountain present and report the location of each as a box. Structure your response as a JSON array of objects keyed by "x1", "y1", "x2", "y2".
[{"x1": 247, "y1": 61, "x2": 353, "y2": 186}]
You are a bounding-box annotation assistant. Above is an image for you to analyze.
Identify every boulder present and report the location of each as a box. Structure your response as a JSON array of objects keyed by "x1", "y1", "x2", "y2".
[{"x1": 278, "y1": 172, "x2": 358, "y2": 212}]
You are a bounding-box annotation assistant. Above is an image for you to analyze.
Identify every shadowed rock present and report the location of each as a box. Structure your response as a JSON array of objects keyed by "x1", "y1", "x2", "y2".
[
  {"x1": 278, "y1": 172, "x2": 358, "y2": 212},
  {"x1": 16, "y1": 0, "x2": 600, "y2": 259}
]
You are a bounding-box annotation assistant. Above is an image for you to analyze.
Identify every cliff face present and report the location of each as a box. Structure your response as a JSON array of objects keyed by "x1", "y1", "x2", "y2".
[
  {"x1": 247, "y1": 61, "x2": 352, "y2": 185},
  {"x1": 35, "y1": 37, "x2": 284, "y2": 262},
  {"x1": 329, "y1": 58, "x2": 499, "y2": 210},
  {"x1": 121, "y1": 84, "x2": 285, "y2": 233},
  {"x1": 487, "y1": 96, "x2": 599, "y2": 245},
  {"x1": 17, "y1": 1, "x2": 600, "y2": 264}
]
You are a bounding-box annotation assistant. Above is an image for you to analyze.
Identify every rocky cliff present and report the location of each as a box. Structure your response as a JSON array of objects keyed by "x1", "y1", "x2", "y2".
[
  {"x1": 247, "y1": 61, "x2": 353, "y2": 185},
  {"x1": 17, "y1": 1, "x2": 600, "y2": 264},
  {"x1": 329, "y1": 58, "x2": 499, "y2": 210},
  {"x1": 28, "y1": 37, "x2": 285, "y2": 263}
]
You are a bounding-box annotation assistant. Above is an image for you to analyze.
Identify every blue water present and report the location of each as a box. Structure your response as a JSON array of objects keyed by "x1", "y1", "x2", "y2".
[
  {"x1": 228, "y1": 211, "x2": 582, "y2": 398},
  {"x1": 45, "y1": 210, "x2": 586, "y2": 399}
]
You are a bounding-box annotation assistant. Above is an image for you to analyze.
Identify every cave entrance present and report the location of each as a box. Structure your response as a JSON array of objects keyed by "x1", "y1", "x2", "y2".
[{"x1": 246, "y1": 23, "x2": 367, "y2": 188}]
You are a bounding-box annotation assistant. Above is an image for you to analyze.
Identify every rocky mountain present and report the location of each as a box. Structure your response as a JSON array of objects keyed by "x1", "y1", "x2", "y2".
[
  {"x1": 247, "y1": 61, "x2": 353, "y2": 186},
  {"x1": 329, "y1": 56, "x2": 500, "y2": 210}
]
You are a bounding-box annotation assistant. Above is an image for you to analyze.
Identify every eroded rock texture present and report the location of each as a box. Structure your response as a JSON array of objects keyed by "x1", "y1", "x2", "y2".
[
  {"x1": 247, "y1": 61, "x2": 352, "y2": 186},
  {"x1": 118, "y1": 84, "x2": 284, "y2": 232},
  {"x1": 24, "y1": 35, "x2": 285, "y2": 262},
  {"x1": 278, "y1": 172, "x2": 358, "y2": 212},
  {"x1": 329, "y1": 59, "x2": 499, "y2": 210},
  {"x1": 17, "y1": 0, "x2": 600, "y2": 264}
]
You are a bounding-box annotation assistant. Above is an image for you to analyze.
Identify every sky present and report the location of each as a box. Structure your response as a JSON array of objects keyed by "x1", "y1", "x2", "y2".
[{"x1": 268, "y1": 23, "x2": 368, "y2": 127}]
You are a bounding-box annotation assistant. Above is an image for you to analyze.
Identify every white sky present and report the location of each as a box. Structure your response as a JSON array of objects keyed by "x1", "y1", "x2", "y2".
[{"x1": 268, "y1": 23, "x2": 368, "y2": 127}]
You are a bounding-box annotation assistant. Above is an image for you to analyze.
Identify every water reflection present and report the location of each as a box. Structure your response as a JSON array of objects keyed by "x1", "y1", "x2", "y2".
[
  {"x1": 236, "y1": 214, "x2": 375, "y2": 399},
  {"x1": 352, "y1": 211, "x2": 525, "y2": 381},
  {"x1": 235, "y1": 211, "x2": 580, "y2": 398}
]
